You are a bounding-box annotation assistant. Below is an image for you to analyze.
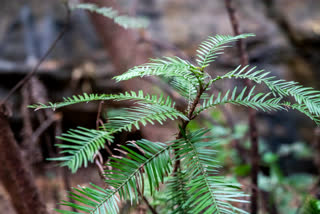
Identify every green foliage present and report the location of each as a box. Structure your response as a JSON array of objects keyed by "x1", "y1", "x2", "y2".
[
  {"x1": 172, "y1": 129, "x2": 248, "y2": 214},
  {"x1": 73, "y1": 3, "x2": 148, "y2": 29},
  {"x1": 213, "y1": 65, "x2": 320, "y2": 124},
  {"x1": 29, "y1": 93, "x2": 109, "y2": 110},
  {"x1": 30, "y1": 33, "x2": 320, "y2": 214},
  {"x1": 195, "y1": 86, "x2": 285, "y2": 117},
  {"x1": 301, "y1": 198, "x2": 320, "y2": 214},
  {"x1": 29, "y1": 90, "x2": 177, "y2": 110},
  {"x1": 47, "y1": 92, "x2": 186, "y2": 172},
  {"x1": 167, "y1": 171, "x2": 192, "y2": 214},
  {"x1": 49, "y1": 127, "x2": 113, "y2": 173},
  {"x1": 165, "y1": 76, "x2": 199, "y2": 101},
  {"x1": 114, "y1": 57, "x2": 200, "y2": 88},
  {"x1": 258, "y1": 140, "x2": 318, "y2": 214},
  {"x1": 278, "y1": 142, "x2": 313, "y2": 159},
  {"x1": 196, "y1": 34, "x2": 254, "y2": 68},
  {"x1": 56, "y1": 140, "x2": 171, "y2": 214}
]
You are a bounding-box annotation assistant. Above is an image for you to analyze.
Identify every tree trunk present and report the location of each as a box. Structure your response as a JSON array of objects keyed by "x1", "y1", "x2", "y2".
[{"x1": 0, "y1": 107, "x2": 48, "y2": 214}]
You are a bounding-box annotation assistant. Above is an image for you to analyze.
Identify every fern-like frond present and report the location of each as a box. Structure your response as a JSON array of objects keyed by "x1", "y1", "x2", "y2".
[
  {"x1": 49, "y1": 127, "x2": 113, "y2": 173},
  {"x1": 196, "y1": 34, "x2": 255, "y2": 68},
  {"x1": 167, "y1": 171, "x2": 192, "y2": 214},
  {"x1": 56, "y1": 184, "x2": 118, "y2": 214},
  {"x1": 56, "y1": 140, "x2": 172, "y2": 214},
  {"x1": 29, "y1": 93, "x2": 110, "y2": 110},
  {"x1": 73, "y1": 3, "x2": 148, "y2": 29},
  {"x1": 166, "y1": 77, "x2": 199, "y2": 100},
  {"x1": 214, "y1": 65, "x2": 320, "y2": 119},
  {"x1": 114, "y1": 57, "x2": 200, "y2": 88},
  {"x1": 29, "y1": 90, "x2": 176, "y2": 110},
  {"x1": 41, "y1": 91, "x2": 185, "y2": 173},
  {"x1": 173, "y1": 129, "x2": 248, "y2": 214},
  {"x1": 165, "y1": 77, "x2": 210, "y2": 102},
  {"x1": 106, "y1": 140, "x2": 172, "y2": 195},
  {"x1": 104, "y1": 102, "x2": 188, "y2": 132},
  {"x1": 286, "y1": 102, "x2": 320, "y2": 125},
  {"x1": 195, "y1": 87, "x2": 285, "y2": 117}
]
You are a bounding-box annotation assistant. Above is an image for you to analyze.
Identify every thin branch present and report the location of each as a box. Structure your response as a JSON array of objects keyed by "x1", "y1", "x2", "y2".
[
  {"x1": 94, "y1": 153, "x2": 107, "y2": 180},
  {"x1": 31, "y1": 113, "x2": 62, "y2": 144},
  {"x1": 224, "y1": 1, "x2": 259, "y2": 213},
  {"x1": 96, "y1": 101, "x2": 105, "y2": 130},
  {"x1": 140, "y1": 32, "x2": 224, "y2": 128},
  {"x1": 137, "y1": 186, "x2": 158, "y2": 214},
  {"x1": 95, "y1": 101, "x2": 112, "y2": 155},
  {"x1": 142, "y1": 195, "x2": 158, "y2": 214},
  {"x1": 94, "y1": 101, "x2": 108, "y2": 180},
  {"x1": 144, "y1": 76, "x2": 220, "y2": 126},
  {"x1": 224, "y1": 0, "x2": 249, "y2": 67},
  {"x1": 0, "y1": 4, "x2": 70, "y2": 106}
]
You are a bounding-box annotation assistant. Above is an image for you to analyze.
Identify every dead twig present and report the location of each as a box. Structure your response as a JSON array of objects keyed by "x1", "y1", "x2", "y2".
[
  {"x1": 224, "y1": 0, "x2": 259, "y2": 213},
  {"x1": 136, "y1": 181, "x2": 158, "y2": 214},
  {"x1": 94, "y1": 101, "x2": 109, "y2": 180},
  {"x1": 31, "y1": 113, "x2": 62, "y2": 144},
  {"x1": 96, "y1": 101, "x2": 105, "y2": 130},
  {"x1": 94, "y1": 152, "x2": 107, "y2": 180}
]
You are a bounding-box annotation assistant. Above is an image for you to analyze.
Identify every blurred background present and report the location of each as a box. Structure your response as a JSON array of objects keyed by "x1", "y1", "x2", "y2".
[{"x1": 0, "y1": 0, "x2": 320, "y2": 213}]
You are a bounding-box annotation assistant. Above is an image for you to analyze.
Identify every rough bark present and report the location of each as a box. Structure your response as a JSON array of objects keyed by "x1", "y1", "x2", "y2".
[{"x1": 0, "y1": 107, "x2": 48, "y2": 214}]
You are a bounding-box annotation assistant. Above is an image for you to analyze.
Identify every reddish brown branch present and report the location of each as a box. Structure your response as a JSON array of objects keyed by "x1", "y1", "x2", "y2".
[
  {"x1": 31, "y1": 113, "x2": 61, "y2": 144},
  {"x1": 96, "y1": 101, "x2": 105, "y2": 130},
  {"x1": 224, "y1": 0, "x2": 259, "y2": 213},
  {"x1": 173, "y1": 85, "x2": 205, "y2": 173},
  {"x1": 137, "y1": 186, "x2": 158, "y2": 214},
  {"x1": 94, "y1": 154, "x2": 107, "y2": 180},
  {"x1": 94, "y1": 101, "x2": 108, "y2": 180},
  {"x1": 224, "y1": 0, "x2": 249, "y2": 67}
]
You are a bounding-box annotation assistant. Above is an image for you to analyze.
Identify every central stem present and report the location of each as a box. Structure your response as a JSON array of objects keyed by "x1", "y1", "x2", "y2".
[{"x1": 173, "y1": 83, "x2": 205, "y2": 172}]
